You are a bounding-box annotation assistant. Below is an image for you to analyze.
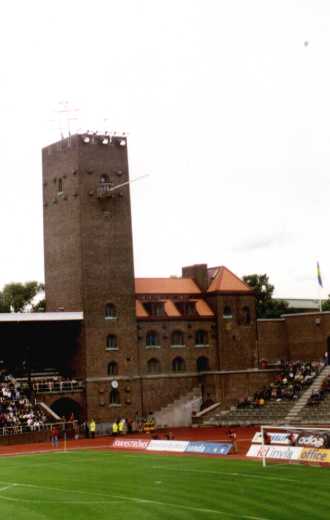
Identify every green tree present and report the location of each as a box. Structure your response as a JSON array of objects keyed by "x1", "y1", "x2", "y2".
[
  {"x1": 0, "y1": 281, "x2": 44, "y2": 312},
  {"x1": 242, "y1": 273, "x2": 288, "y2": 319},
  {"x1": 322, "y1": 296, "x2": 330, "y2": 312}
]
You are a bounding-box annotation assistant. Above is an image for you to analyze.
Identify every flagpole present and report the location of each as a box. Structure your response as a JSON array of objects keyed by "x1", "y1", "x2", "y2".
[{"x1": 317, "y1": 261, "x2": 323, "y2": 312}]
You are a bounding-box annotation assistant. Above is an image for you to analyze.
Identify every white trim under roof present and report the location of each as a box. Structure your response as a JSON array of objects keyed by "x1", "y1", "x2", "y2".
[{"x1": 0, "y1": 312, "x2": 84, "y2": 323}]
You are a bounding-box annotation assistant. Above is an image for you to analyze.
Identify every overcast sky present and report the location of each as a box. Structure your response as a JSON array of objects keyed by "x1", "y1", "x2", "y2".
[{"x1": 0, "y1": 0, "x2": 329, "y2": 299}]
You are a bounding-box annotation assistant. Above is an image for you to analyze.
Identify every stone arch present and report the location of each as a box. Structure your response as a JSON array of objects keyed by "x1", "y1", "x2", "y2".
[{"x1": 51, "y1": 397, "x2": 82, "y2": 421}]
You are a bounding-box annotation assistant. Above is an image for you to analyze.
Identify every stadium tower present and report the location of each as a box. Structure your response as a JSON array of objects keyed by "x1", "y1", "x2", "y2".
[{"x1": 42, "y1": 133, "x2": 138, "y2": 422}]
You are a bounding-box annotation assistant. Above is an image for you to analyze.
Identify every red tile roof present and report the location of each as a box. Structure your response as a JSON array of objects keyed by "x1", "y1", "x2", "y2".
[
  {"x1": 195, "y1": 299, "x2": 214, "y2": 317},
  {"x1": 135, "y1": 278, "x2": 201, "y2": 295},
  {"x1": 207, "y1": 266, "x2": 252, "y2": 293},
  {"x1": 164, "y1": 300, "x2": 181, "y2": 317},
  {"x1": 135, "y1": 300, "x2": 149, "y2": 318}
]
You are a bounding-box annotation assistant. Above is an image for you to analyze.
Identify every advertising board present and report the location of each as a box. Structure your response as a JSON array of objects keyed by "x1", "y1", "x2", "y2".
[
  {"x1": 147, "y1": 440, "x2": 189, "y2": 452},
  {"x1": 299, "y1": 448, "x2": 330, "y2": 463},
  {"x1": 113, "y1": 439, "x2": 150, "y2": 450},
  {"x1": 185, "y1": 442, "x2": 232, "y2": 455},
  {"x1": 252, "y1": 432, "x2": 297, "y2": 445},
  {"x1": 247, "y1": 444, "x2": 302, "y2": 460}
]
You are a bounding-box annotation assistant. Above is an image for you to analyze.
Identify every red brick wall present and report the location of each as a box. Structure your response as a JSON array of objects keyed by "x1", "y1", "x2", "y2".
[{"x1": 257, "y1": 319, "x2": 288, "y2": 363}]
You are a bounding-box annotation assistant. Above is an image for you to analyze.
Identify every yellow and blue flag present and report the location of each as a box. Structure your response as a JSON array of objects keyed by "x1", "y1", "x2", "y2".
[{"x1": 317, "y1": 262, "x2": 323, "y2": 288}]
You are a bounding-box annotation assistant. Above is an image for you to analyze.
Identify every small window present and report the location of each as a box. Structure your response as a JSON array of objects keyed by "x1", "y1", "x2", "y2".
[
  {"x1": 108, "y1": 361, "x2": 118, "y2": 376},
  {"x1": 195, "y1": 330, "x2": 208, "y2": 346},
  {"x1": 100, "y1": 174, "x2": 110, "y2": 184},
  {"x1": 58, "y1": 178, "x2": 63, "y2": 194},
  {"x1": 223, "y1": 305, "x2": 232, "y2": 319},
  {"x1": 106, "y1": 334, "x2": 118, "y2": 350},
  {"x1": 171, "y1": 330, "x2": 184, "y2": 346},
  {"x1": 110, "y1": 389, "x2": 120, "y2": 404},
  {"x1": 197, "y1": 356, "x2": 209, "y2": 372},
  {"x1": 105, "y1": 303, "x2": 117, "y2": 319},
  {"x1": 146, "y1": 331, "x2": 160, "y2": 347},
  {"x1": 242, "y1": 306, "x2": 251, "y2": 325},
  {"x1": 143, "y1": 302, "x2": 165, "y2": 317},
  {"x1": 172, "y1": 356, "x2": 186, "y2": 372},
  {"x1": 147, "y1": 358, "x2": 161, "y2": 374},
  {"x1": 175, "y1": 301, "x2": 196, "y2": 316}
]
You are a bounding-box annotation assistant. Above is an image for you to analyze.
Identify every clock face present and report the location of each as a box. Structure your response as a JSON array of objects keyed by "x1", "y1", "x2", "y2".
[{"x1": 111, "y1": 380, "x2": 118, "y2": 389}]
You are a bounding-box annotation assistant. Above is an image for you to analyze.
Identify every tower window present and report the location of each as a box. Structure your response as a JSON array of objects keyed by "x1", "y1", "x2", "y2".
[
  {"x1": 105, "y1": 303, "x2": 117, "y2": 319},
  {"x1": 58, "y1": 178, "x2": 63, "y2": 194},
  {"x1": 172, "y1": 356, "x2": 186, "y2": 372},
  {"x1": 106, "y1": 335, "x2": 118, "y2": 350},
  {"x1": 109, "y1": 389, "x2": 120, "y2": 405},
  {"x1": 108, "y1": 361, "x2": 118, "y2": 376}
]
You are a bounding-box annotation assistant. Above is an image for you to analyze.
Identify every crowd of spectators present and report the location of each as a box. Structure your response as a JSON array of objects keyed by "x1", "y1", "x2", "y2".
[
  {"x1": 307, "y1": 373, "x2": 330, "y2": 406},
  {"x1": 237, "y1": 360, "x2": 323, "y2": 409},
  {"x1": 0, "y1": 371, "x2": 47, "y2": 432}
]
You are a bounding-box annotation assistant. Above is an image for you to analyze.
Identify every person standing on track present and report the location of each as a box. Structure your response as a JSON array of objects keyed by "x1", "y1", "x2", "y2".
[
  {"x1": 50, "y1": 425, "x2": 60, "y2": 448},
  {"x1": 89, "y1": 418, "x2": 96, "y2": 439}
]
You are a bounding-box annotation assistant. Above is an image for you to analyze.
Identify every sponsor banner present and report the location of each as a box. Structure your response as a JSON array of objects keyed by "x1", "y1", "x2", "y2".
[
  {"x1": 186, "y1": 441, "x2": 232, "y2": 455},
  {"x1": 247, "y1": 444, "x2": 302, "y2": 460},
  {"x1": 296, "y1": 433, "x2": 330, "y2": 449},
  {"x1": 113, "y1": 439, "x2": 150, "y2": 450},
  {"x1": 252, "y1": 432, "x2": 298, "y2": 445},
  {"x1": 300, "y1": 448, "x2": 330, "y2": 463},
  {"x1": 147, "y1": 440, "x2": 189, "y2": 452}
]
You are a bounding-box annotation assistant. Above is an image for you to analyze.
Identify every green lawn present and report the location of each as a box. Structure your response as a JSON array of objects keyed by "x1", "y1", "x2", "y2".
[{"x1": 0, "y1": 449, "x2": 329, "y2": 519}]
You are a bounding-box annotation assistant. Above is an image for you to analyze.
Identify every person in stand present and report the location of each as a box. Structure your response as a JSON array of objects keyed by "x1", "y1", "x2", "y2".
[{"x1": 89, "y1": 418, "x2": 96, "y2": 439}]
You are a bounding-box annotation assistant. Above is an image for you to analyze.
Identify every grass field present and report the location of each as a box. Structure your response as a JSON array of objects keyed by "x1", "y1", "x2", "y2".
[{"x1": 0, "y1": 449, "x2": 329, "y2": 519}]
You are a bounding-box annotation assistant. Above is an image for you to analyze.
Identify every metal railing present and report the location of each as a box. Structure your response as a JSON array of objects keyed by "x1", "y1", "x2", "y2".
[
  {"x1": 0, "y1": 420, "x2": 78, "y2": 438},
  {"x1": 97, "y1": 182, "x2": 112, "y2": 198},
  {"x1": 32, "y1": 380, "x2": 84, "y2": 394}
]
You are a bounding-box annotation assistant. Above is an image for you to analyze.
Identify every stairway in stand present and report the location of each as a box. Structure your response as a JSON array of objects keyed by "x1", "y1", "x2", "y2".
[
  {"x1": 285, "y1": 365, "x2": 330, "y2": 424},
  {"x1": 154, "y1": 387, "x2": 202, "y2": 428}
]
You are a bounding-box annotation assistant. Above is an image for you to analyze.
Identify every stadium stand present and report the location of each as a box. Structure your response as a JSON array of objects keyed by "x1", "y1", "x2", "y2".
[
  {"x1": 202, "y1": 360, "x2": 324, "y2": 426},
  {"x1": 0, "y1": 377, "x2": 47, "y2": 433}
]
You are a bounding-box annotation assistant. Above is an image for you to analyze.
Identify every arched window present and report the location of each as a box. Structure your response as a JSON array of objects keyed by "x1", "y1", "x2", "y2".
[
  {"x1": 195, "y1": 330, "x2": 209, "y2": 346},
  {"x1": 223, "y1": 305, "x2": 232, "y2": 318},
  {"x1": 172, "y1": 356, "x2": 186, "y2": 372},
  {"x1": 147, "y1": 358, "x2": 161, "y2": 374},
  {"x1": 197, "y1": 356, "x2": 209, "y2": 372},
  {"x1": 106, "y1": 334, "x2": 118, "y2": 350},
  {"x1": 105, "y1": 303, "x2": 117, "y2": 319},
  {"x1": 108, "y1": 361, "x2": 118, "y2": 376},
  {"x1": 58, "y1": 178, "x2": 63, "y2": 194},
  {"x1": 146, "y1": 331, "x2": 160, "y2": 347},
  {"x1": 109, "y1": 389, "x2": 120, "y2": 405},
  {"x1": 171, "y1": 330, "x2": 184, "y2": 346},
  {"x1": 242, "y1": 306, "x2": 251, "y2": 325}
]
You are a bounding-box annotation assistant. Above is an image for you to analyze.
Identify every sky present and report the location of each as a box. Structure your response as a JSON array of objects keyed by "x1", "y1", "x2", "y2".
[{"x1": 0, "y1": 0, "x2": 329, "y2": 299}]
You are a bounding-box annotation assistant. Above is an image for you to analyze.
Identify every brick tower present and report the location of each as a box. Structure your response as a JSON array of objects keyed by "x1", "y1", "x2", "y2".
[{"x1": 42, "y1": 134, "x2": 139, "y2": 423}]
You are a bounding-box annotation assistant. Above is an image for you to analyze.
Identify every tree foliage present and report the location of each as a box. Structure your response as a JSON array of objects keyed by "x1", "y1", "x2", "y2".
[
  {"x1": 322, "y1": 297, "x2": 330, "y2": 312},
  {"x1": 0, "y1": 281, "x2": 44, "y2": 313},
  {"x1": 242, "y1": 273, "x2": 288, "y2": 319}
]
